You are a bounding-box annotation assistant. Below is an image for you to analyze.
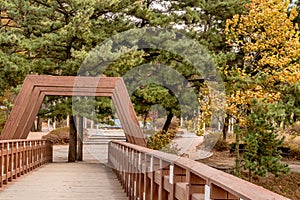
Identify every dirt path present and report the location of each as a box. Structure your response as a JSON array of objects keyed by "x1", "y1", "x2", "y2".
[
  {"x1": 284, "y1": 161, "x2": 300, "y2": 174},
  {"x1": 27, "y1": 131, "x2": 49, "y2": 140}
]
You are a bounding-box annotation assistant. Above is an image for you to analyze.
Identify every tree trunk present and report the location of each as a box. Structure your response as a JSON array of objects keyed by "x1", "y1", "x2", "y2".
[
  {"x1": 77, "y1": 116, "x2": 83, "y2": 161},
  {"x1": 162, "y1": 112, "x2": 173, "y2": 132},
  {"x1": 31, "y1": 122, "x2": 36, "y2": 132},
  {"x1": 222, "y1": 116, "x2": 229, "y2": 140},
  {"x1": 37, "y1": 116, "x2": 42, "y2": 132},
  {"x1": 234, "y1": 129, "x2": 241, "y2": 177},
  {"x1": 68, "y1": 115, "x2": 77, "y2": 162},
  {"x1": 143, "y1": 113, "x2": 147, "y2": 129}
]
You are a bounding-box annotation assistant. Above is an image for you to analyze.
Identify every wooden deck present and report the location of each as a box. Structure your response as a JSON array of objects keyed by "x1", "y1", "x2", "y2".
[{"x1": 0, "y1": 145, "x2": 128, "y2": 200}]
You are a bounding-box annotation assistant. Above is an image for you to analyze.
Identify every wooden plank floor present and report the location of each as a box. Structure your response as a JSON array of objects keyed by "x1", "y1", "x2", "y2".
[{"x1": 0, "y1": 145, "x2": 128, "y2": 200}]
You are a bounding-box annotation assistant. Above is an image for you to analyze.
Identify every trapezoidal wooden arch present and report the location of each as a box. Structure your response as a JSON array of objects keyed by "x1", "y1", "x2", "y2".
[{"x1": 0, "y1": 75, "x2": 146, "y2": 147}]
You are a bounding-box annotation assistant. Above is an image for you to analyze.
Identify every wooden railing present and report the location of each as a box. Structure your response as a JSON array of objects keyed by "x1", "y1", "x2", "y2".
[
  {"x1": 108, "y1": 141, "x2": 290, "y2": 200},
  {"x1": 0, "y1": 139, "x2": 52, "y2": 187}
]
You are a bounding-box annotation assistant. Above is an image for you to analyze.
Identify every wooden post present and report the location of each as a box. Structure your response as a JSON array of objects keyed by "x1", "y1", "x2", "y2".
[
  {"x1": 0, "y1": 75, "x2": 146, "y2": 147},
  {"x1": 68, "y1": 116, "x2": 77, "y2": 162},
  {"x1": 77, "y1": 115, "x2": 83, "y2": 161},
  {"x1": 37, "y1": 116, "x2": 42, "y2": 132}
]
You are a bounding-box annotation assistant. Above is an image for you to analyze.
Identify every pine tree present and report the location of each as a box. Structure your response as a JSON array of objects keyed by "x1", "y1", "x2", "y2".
[
  {"x1": 0, "y1": 0, "x2": 250, "y2": 148},
  {"x1": 243, "y1": 100, "x2": 290, "y2": 180},
  {"x1": 226, "y1": 0, "x2": 300, "y2": 176},
  {"x1": 169, "y1": 0, "x2": 248, "y2": 138},
  {"x1": 0, "y1": 0, "x2": 138, "y2": 160}
]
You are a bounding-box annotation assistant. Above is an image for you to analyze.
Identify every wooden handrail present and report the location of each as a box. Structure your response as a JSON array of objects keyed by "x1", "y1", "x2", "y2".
[
  {"x1": 108, "y1": 141, "x2": 290, "y2": 200},
  {"x1": 0, "y1": 139, "x2": 52, "y2": 187}
]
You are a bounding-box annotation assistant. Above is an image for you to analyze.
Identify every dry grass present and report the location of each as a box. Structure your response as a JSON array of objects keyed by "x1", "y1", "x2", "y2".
[
  {"x1": 249, "y1": 172, "x2": 300, "y2": 200},
  {"x1": 280, "y1": 133, "x2": 300, "y2": 160},
  {"x1": 41, "y1": 127, "x2": 69, "y2": 144},
  {"x1": 199, "y1": 149, "x2": 300, "y2": 199}
]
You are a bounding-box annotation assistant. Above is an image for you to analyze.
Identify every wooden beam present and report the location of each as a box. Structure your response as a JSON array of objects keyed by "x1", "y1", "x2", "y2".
[
  {"x1": 14, "y1": 86, "x2": 42, "y2": 139},
  {"x1": 19, "y1": 92, "x2": 45, "y2": 139},
  {"x1": 112, "y1": 79, "x2": 146, "y2": 147},
  {"x1": 0, "y1": 75, "x2": 146, "y2": 147},
  {"x1": 27, "y1": 75, "x2": 120, "y2": 88},
  {"x1": 1, "y1": 77, "x2": 36, "y2": 139}
]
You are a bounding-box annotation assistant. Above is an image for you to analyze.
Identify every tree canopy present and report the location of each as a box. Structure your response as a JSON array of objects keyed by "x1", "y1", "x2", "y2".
[
  {"x1": 1, "y1": 0, "x2": 299, "y2": 177},
  {"x1": 225, "y1": 0, "x2": 300, "y2": 177}
]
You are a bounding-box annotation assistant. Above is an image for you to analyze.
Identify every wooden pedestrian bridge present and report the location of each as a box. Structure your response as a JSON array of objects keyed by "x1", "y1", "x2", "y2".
[
  {"x1": 0, "y1": 75, "x2": 290, "y2": 200},
  {"x1": 0, "y1": 139, "x2": 290, "y2": 200}
]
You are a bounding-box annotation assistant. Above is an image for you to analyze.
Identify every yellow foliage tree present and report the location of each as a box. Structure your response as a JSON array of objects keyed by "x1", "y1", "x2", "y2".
[
  {"x1": 225, "y1": 0, "x2": 300, "y2": 126},
  {"x1": 225, "y1": 0, "x2": 299, "y2": 177}
]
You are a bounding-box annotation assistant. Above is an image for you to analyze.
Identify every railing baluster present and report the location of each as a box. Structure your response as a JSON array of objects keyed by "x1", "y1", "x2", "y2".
[
  {"x1": 109, "y1": 141, "x2": 290, "y2": 200},
  {"x1": 0, "y1": 139, "x2": 52, "y2": 187},
  {"x1": 0, "y1": 143, "x2": 3, "y2": 187},
  {"x1": 203, "y1": 184, "x2": 210, "y2": 200}
]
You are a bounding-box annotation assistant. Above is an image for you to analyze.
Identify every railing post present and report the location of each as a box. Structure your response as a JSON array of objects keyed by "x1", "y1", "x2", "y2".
[
  {"x1": 205, "y1": 184, "x2": 211, "y2": 200},
  {"x1": 151, "y1": 156, "x2": 159, "y2": 200},
  {"x1": 0, "y1": 139, "x2": 53, "y2": 188},
  {"x1": 129, "y1": 149, "x2": 134, "y2": 199},
  {"x1": 16, "y1": 141, "x2": 20, "y2": 177},
  {"x1": 24, "y1": 141, "x2": 28, "y2": 173},
  {"x1": 12, "y1": 141, "x2": 17, "y2": 179},
  {"x1": 109, "y1": 141, "x2": 290, "y2": 200},
  {"x1": 7, "y1": 142, "x2": 12, "y2": 182},
  {"x1": 122, "y1": 146, "x2": 125, "y2": 193},
  {"x1": 136, "y1": 152, "x2": 143, "y2": 200},
  {"x1": 29, "y1": 141, "x2": 31, "y2": 169},
  {"x1": 210, "y1": 183, "x2": 239, "y2": 200},
  {"x1": 158, "y1": 159, "x2": 169, "y2": 200},
  {"x1": 0, "y1": 143, "x2": 3, "y2": 187},
  {"x1": 125, "y1": 147, "x2": 129, "y2": 195}
]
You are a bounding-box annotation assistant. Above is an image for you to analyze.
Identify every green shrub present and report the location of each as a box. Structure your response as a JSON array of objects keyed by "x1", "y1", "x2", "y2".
[
  {"x1": 183, "y1": 120, "x2": 193, "y2": 131},
  {"x1": 146, "y1": 131, "x2": 171, "y2": 150},
  {"x1": 42, "y1": 127, "x2": 69, "y2": 144},
  {"x1": 146, "y1": 119, "x2": 180, "y2": 150},
  {"x1": 0, "y1": 110, "x2": 7, "y2": 133},
  {"x1": 161, "y1": 143, "x2": 181, "y2": 155},
  {"x1": 168, "y1": 119, "x2": 179, "y2": 139}
]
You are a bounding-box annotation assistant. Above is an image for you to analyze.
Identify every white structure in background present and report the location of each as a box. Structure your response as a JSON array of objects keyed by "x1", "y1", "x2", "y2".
[
  {"x1": 83, "y1": 117, "x2": 87, "y2": 129},
  {"x1": 90, "y1": 120, "x2": 94, "y2": 129},
  {"x1": 66, "y1": 115, "x2": 69, "y2": 127},
  {"x1": 202, "y1": 112, "x2": 206, "y2": 132},
  {"x1": 218, "y1": 121, "x2": 221, "y2": 131},
  {"x1": 228, "y1": 117, "x2": 235, "y2": 133},
  {"x1": 47, "y1": 117, "x2": 56, "y2": 131}
]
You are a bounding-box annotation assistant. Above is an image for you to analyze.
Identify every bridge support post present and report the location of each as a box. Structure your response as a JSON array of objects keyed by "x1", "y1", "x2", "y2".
[
  {"x1": 68, "y1": 116, "x2": 77, "y2": 162},
  {"x1": 77, "y1": 116, "x2": 83, "y2": 161}
]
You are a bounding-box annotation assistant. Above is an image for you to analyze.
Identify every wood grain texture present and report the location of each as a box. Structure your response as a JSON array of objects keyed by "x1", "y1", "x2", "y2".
[
  {"x1": 1, "y1": 77, "x2": 34, "y2": 139},
  {"x1": 0, "y1": 75, "x2": 146, "y2": 147},
  {"x1": 0, "y1": 139, "x2": 52, "y2": 187},
  {"x1": 109, "y1": 141, "x2": 290, "y2": 200}
]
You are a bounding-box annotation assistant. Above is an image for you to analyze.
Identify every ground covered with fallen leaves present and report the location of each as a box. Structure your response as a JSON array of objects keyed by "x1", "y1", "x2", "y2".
[{"x1": 199, "y1": 151, "x2": 300, "y2": 200}]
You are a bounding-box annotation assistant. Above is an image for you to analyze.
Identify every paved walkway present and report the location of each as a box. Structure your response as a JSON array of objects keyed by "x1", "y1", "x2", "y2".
[
  {"x1": 284, "y1": 161, "x2": 300, "y2": 174},
  {"x1": 0, "y1": 145, "x2": 128, "y2": 200},
  {"x1": 172, "y1": 129, "x2": 215, "y2": 160}
]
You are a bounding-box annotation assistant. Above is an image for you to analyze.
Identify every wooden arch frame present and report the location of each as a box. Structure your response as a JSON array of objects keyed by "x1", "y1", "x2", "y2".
[{"x1": 0, "y1": 75, "x2": 146, "y2": 146}]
